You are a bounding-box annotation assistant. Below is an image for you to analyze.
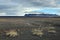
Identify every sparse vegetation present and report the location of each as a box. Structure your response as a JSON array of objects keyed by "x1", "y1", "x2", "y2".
[
  {"x1": 0, "y1": 18, "x2": 60, "y2": 40},
  {"x1": 31, "y1": 28, "x2": 44, "y2": 37},
  {"x1": 5, "y1": 29, "x2": 19, "y2": 37}
]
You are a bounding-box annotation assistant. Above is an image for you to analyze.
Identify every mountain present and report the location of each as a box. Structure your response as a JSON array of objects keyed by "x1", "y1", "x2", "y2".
[{"x1": 25, "y1": 13, "x2": 59, "y2": 17}]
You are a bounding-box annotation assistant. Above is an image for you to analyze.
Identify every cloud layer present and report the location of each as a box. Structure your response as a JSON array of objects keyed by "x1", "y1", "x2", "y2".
[{"x1": 0, "y1": 0, "x2": 60, "y2": 16}]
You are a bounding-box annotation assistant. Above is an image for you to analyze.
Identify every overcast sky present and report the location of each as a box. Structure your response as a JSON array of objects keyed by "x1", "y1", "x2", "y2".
[{"x1": 0, "y1": 0, "x2": 60, "y2": 16}]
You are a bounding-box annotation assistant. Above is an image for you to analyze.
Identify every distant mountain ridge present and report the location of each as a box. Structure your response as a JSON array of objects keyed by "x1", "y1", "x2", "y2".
[
  {"x1": 25, "y1": 14, "x2": 60, "y2": 17},
  {"x1": 0, "y1": 14, "x2": 59, "y2": 18}
]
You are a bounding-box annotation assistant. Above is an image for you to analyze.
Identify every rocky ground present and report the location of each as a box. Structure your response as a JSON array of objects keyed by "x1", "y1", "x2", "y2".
[{"x1": 0, "y1": 18, "x2": 60, "y2": 40}]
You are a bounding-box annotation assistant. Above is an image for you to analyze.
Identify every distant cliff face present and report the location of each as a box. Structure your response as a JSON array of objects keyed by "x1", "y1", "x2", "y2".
[{"x1": 25, "y1": 14, "x2": 59, "y2": 17}]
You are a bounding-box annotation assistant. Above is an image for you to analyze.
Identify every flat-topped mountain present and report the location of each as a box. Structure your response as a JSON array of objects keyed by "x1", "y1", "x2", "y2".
[{"x1": 25, "y1": 14, "x2": 59, "y2": 17}]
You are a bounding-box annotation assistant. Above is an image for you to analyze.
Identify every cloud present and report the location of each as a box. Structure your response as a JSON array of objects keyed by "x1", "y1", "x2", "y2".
[
  {"x1": 12, "y1": 0, "x2": 60, "y2": 7},
  {"x1": 26, "y1": 8, "x2": 60, "y2": 15},
  {"x1": 0, "y1": 13, "x2": 6, "y2": 16},
  {"x1": 0, "y1": 0, "x2": 60, "y2": 16}
]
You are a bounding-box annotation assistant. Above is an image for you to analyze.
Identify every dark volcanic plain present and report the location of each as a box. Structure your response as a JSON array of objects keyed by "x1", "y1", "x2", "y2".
[{"x1": 0, "y1": 17, "x2": 60, "y2": 40}]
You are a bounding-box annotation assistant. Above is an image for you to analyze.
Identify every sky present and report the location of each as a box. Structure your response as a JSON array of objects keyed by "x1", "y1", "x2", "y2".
[{"x1": 0, "y1": 0, "x2": 60, "y2": 16}]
